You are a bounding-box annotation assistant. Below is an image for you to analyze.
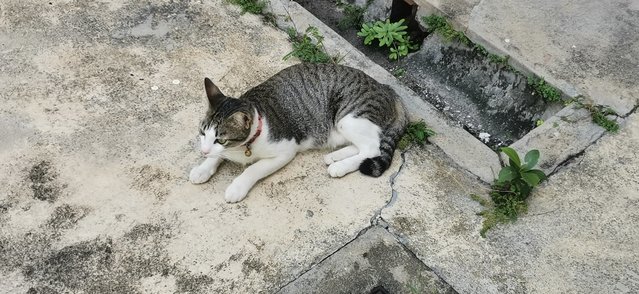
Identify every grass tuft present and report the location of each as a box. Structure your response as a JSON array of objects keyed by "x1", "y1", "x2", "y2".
[
  {"x1": 422, "y1": 15, "x2": 470, "y2": 45},
  {"x1": 284, "y1": 27, "x2": 335, "y2": 64},
  {"x1": 336, "y1": 1, "x2": 366, "y2": 30},
  {"x1": 398, "y1": 121, "x2": 435, "y2": 150},
  {"x1": 527, "y1": 77, "x2": 562, "y2": 102},
  {"x1": 227, "y1": 0, "x2": 265, "y2": 14}
]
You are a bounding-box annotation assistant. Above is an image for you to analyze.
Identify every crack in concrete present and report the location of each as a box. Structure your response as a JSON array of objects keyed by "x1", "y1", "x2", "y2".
[
  {"x1": 274, "y1": 225, "x2": 374, "y2": 293},
  {"x1": 274, "y1": 150, "x2": 459, "y2": 293},
  {"x1": 549, "y1": 104, "x2": 639, "y2": 177},
  {"x1": 275, "y1": 151, "x2": 410, "y2": 293},
  {"x1": 370, "y1": 151, "x2": 407, "y2": 226}
]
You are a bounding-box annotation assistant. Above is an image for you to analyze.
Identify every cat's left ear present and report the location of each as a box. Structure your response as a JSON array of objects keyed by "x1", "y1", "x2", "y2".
[
  {"x1": 231, "y1": 112, "x2": 252, "y2": 130},
  {"x1": 204, "y1": 77, "x2": 224, "y2": 109}
]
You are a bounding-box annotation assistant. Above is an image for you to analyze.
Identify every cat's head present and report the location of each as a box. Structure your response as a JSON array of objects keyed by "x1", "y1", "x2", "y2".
[{"x1": 197, "y1": 78, "x2": 253, "y2": 156}]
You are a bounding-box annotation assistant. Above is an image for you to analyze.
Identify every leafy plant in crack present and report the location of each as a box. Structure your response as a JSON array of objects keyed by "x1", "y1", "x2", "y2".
[
  {"x1": 284, "y1": 26, "x2": 339, "y2": 64},
  {"x1": 398, "y1": 121, "x2": 435, "y2": 150},
  {"x1": 227, "y1": 0, "x2": 266, "y2": 14},
  {"x1": 358, "y1": 19, "x2": 418, "y2": 60},
  {"x1": 563, "y1": 96, "x2": 621, "y2": 133},
  {"x1": 527, "y1": 77, "x2": 562, "y2": 102},
  {"x1": 474, "y1": 147, "x2": 547, "y2": 237},
  {"x1": 581, "y1": 103, "x2": 620, "y2": 133},
  {"x1": 422, "y1": 15, "x2": 470, "y2": 45}
]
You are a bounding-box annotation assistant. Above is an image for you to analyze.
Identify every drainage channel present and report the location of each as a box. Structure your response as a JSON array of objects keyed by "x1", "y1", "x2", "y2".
[{"x1": 294, "y1": 0, "x2": 562, "y2": 149}]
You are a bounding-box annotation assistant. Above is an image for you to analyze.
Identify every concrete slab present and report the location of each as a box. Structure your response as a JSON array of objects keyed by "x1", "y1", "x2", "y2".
[
  {"x1": 0, "y1": 1, "x2": 401, "y2": 292},
  {"x1": 508, "y1": 104, "x2": 606, "y2": 174},
  {"x1": 382, "y1": 114, "x2": 639, "y2": 293},
  {"x1": 278, "y1": 226, "x2": 455, "y2": 294}
]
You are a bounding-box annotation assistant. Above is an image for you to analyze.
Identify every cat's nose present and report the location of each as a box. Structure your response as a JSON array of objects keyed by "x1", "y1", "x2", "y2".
[{"x1": 201, "y1": 147, "x2": 211, "y2": 156}]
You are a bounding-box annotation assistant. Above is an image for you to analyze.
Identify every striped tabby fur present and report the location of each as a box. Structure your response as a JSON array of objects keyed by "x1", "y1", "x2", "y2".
[{"x1": 190, "y1": 63, "x2": 407, "y2": 202}]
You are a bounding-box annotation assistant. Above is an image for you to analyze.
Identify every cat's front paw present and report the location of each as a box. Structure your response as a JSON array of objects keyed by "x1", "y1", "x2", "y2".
[
  {"x1": 224, "y1": 181, "x2": 251, "y2": 203},
  {"x1": 189, "y1": 165, "x2": 214, "y2": 184}
]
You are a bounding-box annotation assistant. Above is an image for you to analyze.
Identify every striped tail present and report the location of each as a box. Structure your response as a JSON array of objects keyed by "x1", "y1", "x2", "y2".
[{"x1": 359, "y1": 103, "x2": 407, "y2": 177}]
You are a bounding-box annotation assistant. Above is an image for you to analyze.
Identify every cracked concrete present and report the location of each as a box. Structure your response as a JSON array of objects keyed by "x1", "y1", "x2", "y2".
[
  {"x1": 2, "y1": 0, "x2": 639, "y2": 293},
  {"x1": 0, "y1": 0, "x2": 401, "y2": 292},
  {"x1": 381, "y1": 115, "x2": 639, "y2": 292}
]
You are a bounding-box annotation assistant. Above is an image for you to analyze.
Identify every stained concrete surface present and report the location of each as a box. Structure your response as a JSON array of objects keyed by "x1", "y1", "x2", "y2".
[
  {"x1": 278, "y1": 227, "x2": 456, "y2": 294},
  {"x1": 3, "y1": 0, "x2": 639, "y2": 293},
  {"x1": 403, "y1": 34, "x2": 555, "y2": 148},
  {"x1": 0, "y1": 1, "x2": 400, "y2": 292}
]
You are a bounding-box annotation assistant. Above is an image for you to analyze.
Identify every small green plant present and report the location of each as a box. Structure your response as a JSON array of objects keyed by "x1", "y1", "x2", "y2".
[
  {"x1": 357, "y1": 19, "x2": 418, "y2": 60},
  {"x1": 474, "y1": 147, "x2": 547, "y2": 237},
  {"x1": 422, "y1": 15, "x2": 470, "y2": 45},
  {"x1": 591, "y1": 110, "x2": 619, "y2": 133},
  {"x1": 227, "y1": 0, "x2": 265, "y2": 14},
  {"x1": 336, "y1": 1, "x2": 366, "y2": 30},
  {"x1": 487, "y1": 53, "x2": 509, "y2": 65},
  {"x1": 561, "y1": 96, "x2": 620, "y2": 133},
  {"x1": 527, "y1": 77, "x2": 562, "y2": 102},
  {"x1": 535, "y1": 119, "x2": 544, "y2": 127},
  {"x1": 398, "y1": 121, "x2": 436, "y2": 150},
  {"x1": 582, "y1": 104, "x2": 620, "y2": 133},
  {"x1": 392, "y1": 68, "x2": 406, "y2": 78},
  {"x1": 284, "y1": 27, "x2": 336, "y2": 64}
]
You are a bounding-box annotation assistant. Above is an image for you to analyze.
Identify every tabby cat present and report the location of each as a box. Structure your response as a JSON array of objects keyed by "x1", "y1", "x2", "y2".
[{"x1": 190, "y1": 63, "x2": 407, "y2": 203}]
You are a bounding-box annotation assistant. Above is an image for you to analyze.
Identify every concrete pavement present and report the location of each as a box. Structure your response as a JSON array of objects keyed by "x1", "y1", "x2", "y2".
[{"x1": 1, "y1": 0, "x2": 637, "y2": 293}]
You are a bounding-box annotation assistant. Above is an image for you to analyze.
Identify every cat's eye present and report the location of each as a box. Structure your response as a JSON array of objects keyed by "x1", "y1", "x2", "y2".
[{"x1": 215, "y1": 138, "x2": 227, "y2": 145}]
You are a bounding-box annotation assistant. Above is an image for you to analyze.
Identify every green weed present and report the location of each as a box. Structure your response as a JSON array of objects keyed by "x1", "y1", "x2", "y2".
[
  {"x1": 422, "y1": 15, "x2": 470, "y2": 45},
  {"x1": 591, "y1": 110, "x2": 619, "y2": 132},
  {"x1": 393, "y1": 68, "x2": 406, "y2": 78},
  {"x1": 284, "y1": 27, "x2": 336, "y2": 64},
  {"x1": 527, "y1": 77, "x2": 562, "y2": 102},
  {"x1": 358, "y1": 19, "x2": 418, "y2": 60},
  {"x1": 582, "y1": 103, "x2": 620, "y2": 133},
  {"x1": 227, "y1": 0, "x2": 265, "y2": 14},
  {"x1": 336, "y1": 1, "x2": 366, "y2": 30},
  {"x1": 474, "y1": 147, "x2": 547, "y2": 237},
  {"x1": 398, "y1": 121, "x2": 435, "y2": 150}
]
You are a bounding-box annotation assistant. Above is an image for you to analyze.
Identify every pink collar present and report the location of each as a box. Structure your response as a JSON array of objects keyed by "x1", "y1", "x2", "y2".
[{"x1": 243, "y1": 115, "x2": 262, "y2": 157}]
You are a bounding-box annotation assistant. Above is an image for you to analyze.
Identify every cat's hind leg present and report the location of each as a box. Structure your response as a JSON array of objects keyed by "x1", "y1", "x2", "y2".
[
  {"x1": 190, "y1": 157, "x2": 223, "y2": 184},
  {"x1": 323, "y1": 145, "x2": 359, "y2": 165},
  {"x1": 327, "y1": 115, "x2": 381, "y2": 178}
]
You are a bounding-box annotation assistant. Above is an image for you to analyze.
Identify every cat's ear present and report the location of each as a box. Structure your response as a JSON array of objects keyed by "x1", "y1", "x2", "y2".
[
  {"x1": 204, "y1": 77, "x2": 224, "y2": 109},
  {"x1": 231, "y1": 112, "x2": 252, "y2": 130}
]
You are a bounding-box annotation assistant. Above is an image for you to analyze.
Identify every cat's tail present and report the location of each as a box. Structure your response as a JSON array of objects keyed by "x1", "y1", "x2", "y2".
[{"x1": 359, "y1": 101, "x2": 408, "y2": 177}]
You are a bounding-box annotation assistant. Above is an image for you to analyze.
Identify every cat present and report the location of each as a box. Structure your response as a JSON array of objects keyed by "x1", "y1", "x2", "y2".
[{"x1": 189, "y1": 63, "x2": 408, "y2": 203}]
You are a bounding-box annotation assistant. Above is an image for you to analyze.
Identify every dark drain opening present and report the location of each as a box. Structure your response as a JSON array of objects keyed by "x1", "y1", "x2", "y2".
[
  {"x1": 370, "y1": 285, "x2": 391, "y2": 294},
  {"x1": 390, "y1": 0, "x2": 428, "y2": 49}
]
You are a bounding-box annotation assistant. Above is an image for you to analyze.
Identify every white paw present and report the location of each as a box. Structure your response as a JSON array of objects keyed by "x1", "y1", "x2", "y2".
[
  {"x1": 328, "y1": 162, "x2": 350, "y2": 178},
  {"x1": 224, "y1": 180, "x2": 251, "y2": 203},
  {"x1": 323, "y1": 154, "x2": 336, "y2": 165},
  {"x1": 189, "y1": 166, "x2": 214, "y2": 184}
]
